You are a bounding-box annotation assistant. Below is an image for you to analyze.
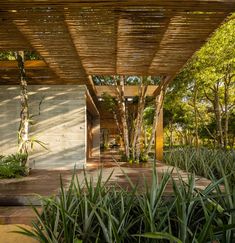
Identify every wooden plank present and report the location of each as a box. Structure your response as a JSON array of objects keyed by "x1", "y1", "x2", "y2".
[
  {"x1": 95, "y1": 85, "x2": 158, "y2": 97},
  {"x1": 0, "y1": 60, "x2": 47, "y2": 69},
  {"x1": 1, "y1": 1, "x2": 235, "y2": 12}
]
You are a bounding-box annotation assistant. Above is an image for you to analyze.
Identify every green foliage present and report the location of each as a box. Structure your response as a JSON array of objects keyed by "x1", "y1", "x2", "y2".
[
  {"x1": 0, "y1": 51, "x2": 41, "y2": 60},
  {"x1": 143, "y1": 105, "x2": 155, "y2": 126},
  {"x1": 164, "y1": 147, "x2": 235, "y2": 184},
  {"x1": 93, "y1": 75, "x2": 161, "y2": 86},
  {"x1": 119, "y1": 150, "x2": 148, "y2": 163},
  {"x1": 101, "y1": 92, "x2": 117, "y2": 112},
  {"x1": 164, "y1": 15, "x2": 235, "y2": 148},
  {"x1": 17, "y1": 164, "x2": 235, "y2": 242},
  {"x1": 0, "y1": 153, "x2": 28, "y2": 178}
]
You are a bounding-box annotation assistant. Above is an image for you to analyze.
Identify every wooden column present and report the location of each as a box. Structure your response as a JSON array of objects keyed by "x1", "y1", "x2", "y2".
[{"x1": 155, "y1": 107, "x2": 163, "y2": 161}]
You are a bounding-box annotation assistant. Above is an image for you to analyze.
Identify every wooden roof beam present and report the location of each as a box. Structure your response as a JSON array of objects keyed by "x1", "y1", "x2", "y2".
[
  {"x1": 0, "y1": 60, "x2": 47, "y2": 69},
  {"x1": 86, "y1": 89, "x2": 100, "y2": 117},
  {"x1": 64, "y1": 10, "x2": 100, "y2": 103},
  {"x1": 96, "y1": 85, "x2": 158, "y2": 97},
  {"x1": 153, "y1": 75, "x2": 175, "y2": 97},
  {"x1": 2, "y1": 1, "x2": 235, "y2": 12}
]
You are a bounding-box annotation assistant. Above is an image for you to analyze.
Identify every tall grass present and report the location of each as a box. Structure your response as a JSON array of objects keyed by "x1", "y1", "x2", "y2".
[
  {"x1": 17, "y1": 164, "x2": 235, "y2": 243},
  {"x1": 164, "y1": 147, "x2": 235, "y2": 184}
]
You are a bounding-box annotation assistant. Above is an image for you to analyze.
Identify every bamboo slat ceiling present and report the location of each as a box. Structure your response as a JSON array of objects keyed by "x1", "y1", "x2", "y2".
[{"x1": 0, "y1": 1, "x2": 235, "y2": 88}]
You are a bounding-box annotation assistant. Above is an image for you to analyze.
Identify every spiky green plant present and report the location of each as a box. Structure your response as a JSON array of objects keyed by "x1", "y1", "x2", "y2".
[
  {"x1": 164, "y1": 147, "x2": 235, "y2": 184},
  {"x1": 16, "y1": 162, "x2": 235, "y2": 243}
]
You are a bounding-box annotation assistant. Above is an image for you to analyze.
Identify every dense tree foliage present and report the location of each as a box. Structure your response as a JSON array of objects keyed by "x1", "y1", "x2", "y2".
[{"x1": 164, "y1": 15, "x2": 235, "y2": 148}]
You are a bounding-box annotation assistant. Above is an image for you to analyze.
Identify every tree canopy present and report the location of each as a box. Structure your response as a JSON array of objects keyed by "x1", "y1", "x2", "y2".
[{"x1": 164, "y1": 15, "x2": 235, "y2": 148}]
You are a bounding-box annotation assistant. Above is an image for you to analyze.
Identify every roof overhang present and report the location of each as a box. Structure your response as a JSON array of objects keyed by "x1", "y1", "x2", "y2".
[{"x1": 0, "y1": 1, "x2": 234, "y2": 100}]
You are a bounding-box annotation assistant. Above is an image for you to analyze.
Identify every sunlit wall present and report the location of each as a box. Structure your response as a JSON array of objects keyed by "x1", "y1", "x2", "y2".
[{"x1": 0, "y1": 85, "x2": 87, "y2": 170}]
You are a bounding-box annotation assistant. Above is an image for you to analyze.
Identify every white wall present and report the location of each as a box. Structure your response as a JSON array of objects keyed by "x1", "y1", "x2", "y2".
[{"x1": 0, "y1": 85, "x2": 87, "y2": 170}]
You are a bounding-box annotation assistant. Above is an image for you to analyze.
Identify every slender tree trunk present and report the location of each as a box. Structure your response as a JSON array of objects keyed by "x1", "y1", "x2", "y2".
[
  {"x1": 195, "y1": 105, "x2": 215, "y2": 141},
  {"x1": 223, "y1": 66, "x2": 231, "y2": 148},
  {"x1": 224, "y1": 89, "x2": 229, "y2": 148},
  {"x1": 170, "y1": 122, "x2": 174, "y2": 147},
  {"x1": 213, "y1": 84, "x2": 223, "y2": 147},
  {"x1": 132, "y1": 82, "x2": 142, "y2": 160},
  {"x1": 115, "y1": 76, "x2": 130, "y2": 159},
  {"x1": 132, "y1": 79, "x2": 148, "y2": 162},
  {"x1": 169, "y1": 120, "x2": 174, "y2": 148},
  {"x1": 113, "y1": 111, "x2": 122, "y2": 139},
  {"x1": 193, "y1": 80, "x2": 199, "y2": 148},
  {"x1": 15, "y1": 51, "x2": 29, "y2": 157},
  {"x1": 144, "y1": 125, "x2": 148, "y2": 149}
]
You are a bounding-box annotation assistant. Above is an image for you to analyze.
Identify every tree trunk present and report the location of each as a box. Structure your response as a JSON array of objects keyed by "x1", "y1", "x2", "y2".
[
  {"x1": 213, "y1": 84, "x2": 223, "y2": 147},
  {"x1": 132, "y1": 79, "x2": 148, "y2": 162},
  {"x1": 223, "y1": 65, "x2": 231, "y2": 148},
  {"x1": 115, "y1": 76, "x2": 130, "y2": 159},
  {"x1": 15, "y1": 51, "x2": 29, "y2": 164},
  {"x1": 113, "y1": 111, "x2": 122, "y2": 139},
  {"x1": 169, "y1": 120, "x2": 174, "y2": 148},
  {"x1": 193, "y1": 80, "x2": 199, "y2": 147}
]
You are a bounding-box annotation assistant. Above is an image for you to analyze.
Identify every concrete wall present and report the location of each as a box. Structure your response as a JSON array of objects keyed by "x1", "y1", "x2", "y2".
[
  {"x1": 0, "y1": 86, "x2": 21, "y2": 155},
  {"x1": 0, "y1": 85, "x2": 88, "y2": 170}
]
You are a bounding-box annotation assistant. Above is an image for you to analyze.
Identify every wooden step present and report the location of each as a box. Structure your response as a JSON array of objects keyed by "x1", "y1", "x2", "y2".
[
  {"x1": 0, "y1": 195, "x2": 41, "y2": 206},
  {"x1": 0, "y1": 206, "x2": 40, "y2": 225}
]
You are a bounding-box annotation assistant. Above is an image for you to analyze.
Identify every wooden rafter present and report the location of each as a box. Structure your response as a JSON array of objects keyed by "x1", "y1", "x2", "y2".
[
  {"x1": 0, "y1": 1, "x2": 234, "y2": 90},
  {"x1": 0, "y1": 60, "x2": 46, "y2": 69},
  {"x1": 95, "y1": 85, "x2": 158, "y2": 97},
  {"x1": 1, "y1": 1, "x2": 235, "y2": 12}
]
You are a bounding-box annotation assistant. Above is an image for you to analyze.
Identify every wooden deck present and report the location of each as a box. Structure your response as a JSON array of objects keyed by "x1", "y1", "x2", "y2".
[
  {"x1": 0, "y1": 161, "x2": 212, "y2": 225},
  {"x1": 0, "y1": 161, "x2": 211, "y2": 199}
]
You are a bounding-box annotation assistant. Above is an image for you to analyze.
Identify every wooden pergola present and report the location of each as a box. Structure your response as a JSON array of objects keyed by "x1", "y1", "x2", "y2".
[{"x1": 0, "y1": 0, "x2": 234, "y2": 160}]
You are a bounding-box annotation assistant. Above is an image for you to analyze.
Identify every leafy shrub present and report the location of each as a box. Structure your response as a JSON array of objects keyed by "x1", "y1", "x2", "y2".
[
  {"x1": 0, "y1": 153, "x2": 28, "y2": 178},
  {"x1": 120, "y1": 150, "x2": 148, "y2": 164},
  {"x1": 17, "y1": 165, "x2": 235, "y2": 242}
]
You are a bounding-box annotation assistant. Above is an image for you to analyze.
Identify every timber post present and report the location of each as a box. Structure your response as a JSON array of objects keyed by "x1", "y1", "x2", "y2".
[{"x1": 155, "y1": 107, "x2": 163, "y2": 161}]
